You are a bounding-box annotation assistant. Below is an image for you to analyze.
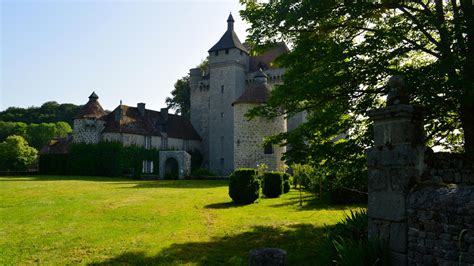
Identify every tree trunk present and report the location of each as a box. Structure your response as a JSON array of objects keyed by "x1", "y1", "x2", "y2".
[{"x1": 460, "y1": 0, "x2": 474, "y2": 154}]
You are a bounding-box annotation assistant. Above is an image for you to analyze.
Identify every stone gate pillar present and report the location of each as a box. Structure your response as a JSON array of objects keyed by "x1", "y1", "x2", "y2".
[{"x1": 367, "y1": 76, "x2": 425, "y2": 265}]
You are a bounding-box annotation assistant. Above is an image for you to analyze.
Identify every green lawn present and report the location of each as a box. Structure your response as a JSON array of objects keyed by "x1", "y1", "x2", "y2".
[{"x1": 0, "y1": 176, "x2": 362, "y2": 265}]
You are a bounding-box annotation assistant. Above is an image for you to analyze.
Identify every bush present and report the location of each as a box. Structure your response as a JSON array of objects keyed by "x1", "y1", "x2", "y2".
[
  {"x1": 262, "y1": 172, "x2": 284, "y2": 198},
  {"x1": 282, "y1": 173, "x2": 292, "y2": 193},
  {"x1": 0, "y1": 135, "x2": 38, "y2": 171},
  {"x1": 228, "y1": 168, "x2": 260, "y2": 204},
  {"x1": 191, "y1": 168, "x2": 216, "y2": 177},
  {"x1": 316, "y1": 209, "x2": 391, "y2": 266}
]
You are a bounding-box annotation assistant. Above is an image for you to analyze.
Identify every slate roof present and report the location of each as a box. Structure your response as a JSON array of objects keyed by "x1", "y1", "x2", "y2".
[
  {"x1": 208, "y1": 14, "x2": 248, "y2": 53},
  {"x1": 74, "y1": 92, "x2": 107, "y2": 119},
  {"x1": 233, "y1": 72, "x2": 272, "y2": 105},
  {"x1": 249, "y1": 42, "x2": 289, "y2": 71},
  {"x1": 102, "y1": 106, "x2": 201, "y2": 141}
]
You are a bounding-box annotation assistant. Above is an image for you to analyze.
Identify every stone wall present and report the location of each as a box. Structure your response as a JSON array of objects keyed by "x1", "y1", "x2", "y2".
[
  {"x1": 368, "y1": 102, "x2": 474, "y2": 265},
  {"x1": 407, "y1": 186, "x2": 474, "y2": 265},
  {"x1": 233, "y1": 103, "x2": 286, "y2": 171},
  {"x1": 73, "y1": 119, "x2": 105, "y2": 144}
]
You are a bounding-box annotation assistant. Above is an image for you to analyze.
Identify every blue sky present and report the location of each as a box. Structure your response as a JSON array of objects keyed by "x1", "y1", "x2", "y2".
[{"x1": 0, "y1": 0, "x2": 249, "y2": 112}]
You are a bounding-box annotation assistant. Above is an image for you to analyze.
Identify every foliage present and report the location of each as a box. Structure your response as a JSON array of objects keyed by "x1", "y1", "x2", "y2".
[
  {"x1": 228, "y1": 168, "x2": 260, "y2": 204},
  {"x1": 40, "y1": 142, "x2": 159, "y2": 177},
  {"x1": 0, "y1": 101, "x2": 81, "y2": 125},
  {"x1": 331, "y1": 210, "x2": 390, "y2": 266},
  {"x1": 282, "y1": 173, "x2": 292, "y2": 194},
  {"x1": 1, "y1": 177, "x2": 356, "y2": 265},
  {"x1": 191, "y1": 168, "x2": 216, "y2": 177},
  {"x1": 240, "y1": 0, "x2": 474, "y2": 188},
  {"x1": 262, "y1": 172, "x2": 284, "y2": 198},
  {"x1": 165, "y1": 76, "x2": 191, "y2": 119},
  {"x1": 0, "y1": 121, "x2": 72, "y2": 149},
  {"x1": 0, "y1": 135, "x2": 38, "y2": 171}
]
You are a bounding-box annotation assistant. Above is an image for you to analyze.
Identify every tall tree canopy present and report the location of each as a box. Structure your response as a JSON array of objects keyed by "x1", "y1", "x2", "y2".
[
  {"x1": 0, "y1": 101, "x2": 81, "y2": 126},
  {"x1": 240, "y1": 0, "x2": 474, "y2": 170}
]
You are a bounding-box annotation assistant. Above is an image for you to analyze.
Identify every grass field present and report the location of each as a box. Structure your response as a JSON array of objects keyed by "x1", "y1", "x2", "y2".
[{"x1": 0, "y1": 176, "x2": 362, "y2": 265}]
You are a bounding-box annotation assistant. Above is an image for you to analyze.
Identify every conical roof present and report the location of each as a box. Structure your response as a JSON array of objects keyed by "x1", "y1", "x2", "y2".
[
  {"x1": 75, "y1": 92, "x2": 106, "y2": 119},
  {"x1": 233, "y1": 71, "x2": 271, "y2": 105},
  {"x1": 208, "y1": 13, "x2": 248, "y2": 53}
]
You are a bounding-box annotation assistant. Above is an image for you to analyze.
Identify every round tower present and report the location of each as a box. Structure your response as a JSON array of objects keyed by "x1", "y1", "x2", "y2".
[
  {"x1": 232, "y1": 71, "x2": 287, "y2": 171},
  {"x1": 73, "y1": 92, "x2": 106, "y2": 144}
]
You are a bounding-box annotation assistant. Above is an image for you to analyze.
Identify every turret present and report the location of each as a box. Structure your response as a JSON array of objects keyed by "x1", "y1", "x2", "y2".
[
  {"x1": 232, "y1": 71, "x2": 287, "y2": 171},
  {"x1": 72, "y1": 92, "x2": 106, "y2": 144}
]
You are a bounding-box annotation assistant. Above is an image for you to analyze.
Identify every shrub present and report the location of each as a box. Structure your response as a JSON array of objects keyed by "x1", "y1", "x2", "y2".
[
  {"x1": 316, "y1": 209, "x2": 391, "y2": 265},
  {"x1": 0, "y1": 135, "x2": 38, "y2": 171},
  {"x1": 228, "y1": 168, "x2": 260, "y2": 204},
  {"x1": 282, "y1": 173, "x2": 292, "y2": 193},
  {"x1": 191, "y1": 168, "x2": 216, "y2": 177},
  {"x1": 262, "y1": 172, "x2": 284, "y2": 198}
]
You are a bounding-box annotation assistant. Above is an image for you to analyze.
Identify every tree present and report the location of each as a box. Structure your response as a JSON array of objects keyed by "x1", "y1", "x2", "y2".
[
  {"x1": 239, "y1": 0, "x2": 474, "y2": 172},
  {"x1": 0, "y1": 101, "x2": 81, "y2": 125},
  {"x1": 166, "y1": 58, "x2": 209, "y2": 118},
  {"x1": 26, "y1": 123, "x2": 71, "y2": 150},
  {"x1": 0, "y1": 121, "x2": 27, "y2": 142},
  {"x1": 0, "y1": 135, "x2": 38, "y2": 171},
  {"x1": 166, "y1": 76, "x2": 191, "y2": 118}
]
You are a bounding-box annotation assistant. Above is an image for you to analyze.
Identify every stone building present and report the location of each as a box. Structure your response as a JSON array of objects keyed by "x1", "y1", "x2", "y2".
[
  {"x1": 72, "y1": 92, "x2": 201, "y2": 175},
  {"x1": 189, "y1": 13, "x2": 302, "y2": 175}
]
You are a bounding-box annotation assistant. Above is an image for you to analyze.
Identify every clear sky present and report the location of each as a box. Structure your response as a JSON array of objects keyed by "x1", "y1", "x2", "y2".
[{"x1": 0, "y1": 0, "x2": 249, "y2": 112}]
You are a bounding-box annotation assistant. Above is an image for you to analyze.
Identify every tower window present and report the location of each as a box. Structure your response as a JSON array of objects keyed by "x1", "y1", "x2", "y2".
[
  {"x1": 215, "y1": 51, "x2": 219, "y2": 56},
  {"x1": 221, "y1": 85, "x2": 224, "y2": 93},
  {"x1": 220, "y1": 112, "x2": 224, "y2": 118},
  {"x1": 264, "y1": 143, "x2": 274, "y2": 154},
  {"x1": 225, "y1": 49, "x2": 229, "y2": 54},
  {"x1": 240, "y1": 50, "x2": 243, "y2": 55}
]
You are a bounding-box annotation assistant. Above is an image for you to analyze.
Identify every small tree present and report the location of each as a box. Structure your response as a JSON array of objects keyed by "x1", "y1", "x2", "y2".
[
  {"x1": 229, "y1": 168, "x2": 260, "y2": 204},
  {"x1": 0, "y1": 135, "x2": 37, "y2": 171}
]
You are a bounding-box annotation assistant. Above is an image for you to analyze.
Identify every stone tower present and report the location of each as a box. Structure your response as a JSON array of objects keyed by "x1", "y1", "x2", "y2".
[
  {"x1": 232, "y1": 71, "x2": 286, "y2": 171},
  {"x1": 72, "y1": 92, "x2": 106, "y2": 144},
  {"x1": 206, "y1": 13, "x2": 249, "y2": 175}
]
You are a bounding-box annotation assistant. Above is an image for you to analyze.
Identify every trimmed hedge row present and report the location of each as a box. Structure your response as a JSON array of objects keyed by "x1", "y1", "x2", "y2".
[{"x1": 39, "y1": 142, "x2": 159, "y2": 177}]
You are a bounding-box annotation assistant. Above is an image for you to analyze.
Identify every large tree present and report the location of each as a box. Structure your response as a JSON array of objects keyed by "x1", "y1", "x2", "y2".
[
  {"x1": 240, "y1": 0, "x2": 474, "y2": 166},
  {"x1": 0, "y1": 135, "x2": 37, "y2": 171}
]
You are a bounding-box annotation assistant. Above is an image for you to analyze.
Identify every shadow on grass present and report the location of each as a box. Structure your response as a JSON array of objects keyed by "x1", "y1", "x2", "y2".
[
  {"x1": 203, "y1": 201, "x2": 247, "y2": 209},
  {"x1": 124, "y1": 180, "x2": 229, "y2": 189},
  {"x1": 0, "y1": 175, "x2": 133, "y2": 182},
  {"x1": 269, "y1": 192, "x2": 366, "y2": 211},
  {"x1": 89, "y1": 224, "x2": 334, "y2": 266},
  {"x1": 0, "y1": 176, "x2": 229, "y2": 189}
]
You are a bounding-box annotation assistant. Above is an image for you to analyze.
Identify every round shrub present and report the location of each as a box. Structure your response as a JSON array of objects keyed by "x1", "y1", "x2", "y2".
[
  {"x1": 229, "y1": 168, "x2": 260, "y2": 204},
  {"x1": 262, "y1": 172, "x2": 284, "y2": 198},
  {"x1": 282, "y1": 173, "x2": 292, "y2": 194}
]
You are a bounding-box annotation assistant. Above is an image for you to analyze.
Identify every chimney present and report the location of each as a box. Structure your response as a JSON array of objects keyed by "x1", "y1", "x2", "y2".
[
  {"x1": 138, "y1": 103, "x2": 146, "y2": 117},
  {"x1": 161, "y1": 108, "x2": 168, "y2": 122}
]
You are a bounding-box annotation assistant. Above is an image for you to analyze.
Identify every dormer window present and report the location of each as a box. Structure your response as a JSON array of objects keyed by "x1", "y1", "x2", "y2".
[
  {"x1": 215, "y1": 51, "x2": 219, "y2": 56},
  {"x1": 225, "y1": 49, "x2": 229, "y2": 54}
]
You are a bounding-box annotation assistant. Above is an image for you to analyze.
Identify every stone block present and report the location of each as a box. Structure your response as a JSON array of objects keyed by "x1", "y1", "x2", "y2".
[
  {"x1": 391, "y1": 251, "x2": 407, "y2": 266},
  {"x1": 390, "y1": 222, "x2": 407, "y2": 253},
  {"x1": 249, "y1": 248, "x2": 287, "y2": 266},
  {"x1": 368, "y1": 192, "x2": 406, "y2": 221},
  {"x1": 368, "y1": 169, "x2": 388, "y2": 191}
]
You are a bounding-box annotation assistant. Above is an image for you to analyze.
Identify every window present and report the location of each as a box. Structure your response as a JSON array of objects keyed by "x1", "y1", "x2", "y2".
[
  {"x1": 225, "y1": 49, "x2": 229, "y2": 54},
  {"x1": 240, "y1": 50, "x2": 243, "y2": 55},
  {"x1": 144, "y1": 136, "x2": 151, "y2": 149},
  {"x1": 220, "y1": 112, "x2": 224, "y2": 118},
  {"x1": 215, "y1": 51, "x2": 219, "y2": 56},
  {"x1": 220, "y1": 158, "x2": 224, "y2": 167},
  {"x1": 161, "y1": 137, "x2": 168, "y2": 150},
  {"x1": 221, "y1": 85, "x2": 224, "y2": 93},
  {"x1": 142, "y1": 160, "x2": 153, "y2": 174},
  {"x1": 264, "y1": 143, "x2": 274, "y2": 154}
]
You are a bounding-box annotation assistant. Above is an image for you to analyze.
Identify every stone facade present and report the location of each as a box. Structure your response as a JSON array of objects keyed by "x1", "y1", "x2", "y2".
[
  {"x1": 159, "y1": 151, "x2": 191, "y2": 180},
  {"x1": 73, "y1": 119, "x2": 105, "y2": 144},
  {"x1": 233, "y1": 103, "x2": 286, "y2": 171},
  {"x1": 189, "y1": 14, "x2": 295, "y2": 175},
  {"x1": 367, "y1": 78, "x2": 474, "y2": 265}
]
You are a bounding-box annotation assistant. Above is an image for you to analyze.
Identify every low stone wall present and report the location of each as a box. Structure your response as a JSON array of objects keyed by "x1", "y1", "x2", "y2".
[
  {"x1": 423, "y1": 152, "x2": 474, "y2": 184},
  {"x1": 407, "y1": 185, "x2": 474, "y2": 265}
]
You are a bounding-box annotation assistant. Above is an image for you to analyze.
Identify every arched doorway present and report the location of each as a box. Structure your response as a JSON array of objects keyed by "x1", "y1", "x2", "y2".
[{"x1": 164, "y1": 157, "x2": 179, "y2": 180}]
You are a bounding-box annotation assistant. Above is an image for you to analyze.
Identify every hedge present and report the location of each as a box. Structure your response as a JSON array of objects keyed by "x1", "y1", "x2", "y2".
[
  {"x1": 39, "y1": 141, "x2": 160, "y2": 177},
  {"x1": 262, "y1": 172, "x2": 284, "y2": 198},
  {"x1": 229, "y1": 168, "x2": 260, "y2": 204}
]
